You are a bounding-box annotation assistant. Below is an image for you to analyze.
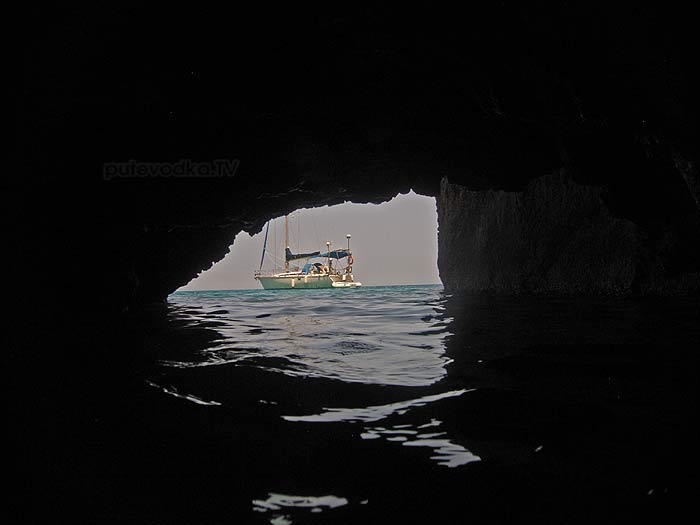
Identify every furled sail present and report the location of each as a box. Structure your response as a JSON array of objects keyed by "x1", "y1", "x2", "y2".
[
  {"x1": 259, "y1": 221, "x2": 270, "y2": 270},
  {"x1": 316, "y1": 249, "x2": 351, "y2": 259},
  {"x1": 285, "y1": 247, "x2": 321, "y2": 261}
]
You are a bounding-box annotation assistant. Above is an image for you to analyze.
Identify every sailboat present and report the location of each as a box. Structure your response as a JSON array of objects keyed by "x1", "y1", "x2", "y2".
[{"x1": 254, "y1": 214, "x2": 362, "y2": 289}]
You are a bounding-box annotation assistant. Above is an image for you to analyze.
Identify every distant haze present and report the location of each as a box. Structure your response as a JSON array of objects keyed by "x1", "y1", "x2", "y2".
[{"x1": 178, "y1": 191, "x2": 441, "y2": 290}]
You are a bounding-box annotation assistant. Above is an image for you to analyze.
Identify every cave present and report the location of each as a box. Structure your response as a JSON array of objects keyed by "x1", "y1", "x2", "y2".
[
  {"x1": 15, "y1": 5, "x2": 700, "y2": 524},
  {"x1": 18, "y1": 6, "x2": 699, "y2": 311}
]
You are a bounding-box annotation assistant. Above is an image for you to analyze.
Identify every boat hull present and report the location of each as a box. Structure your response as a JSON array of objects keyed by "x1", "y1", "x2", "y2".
[
  {"x1": 331, "y1": 281, "x2": 362, "y2": 288},
  {"x1": 257, "y1": 274, "x2": 335, "y2": 289}
]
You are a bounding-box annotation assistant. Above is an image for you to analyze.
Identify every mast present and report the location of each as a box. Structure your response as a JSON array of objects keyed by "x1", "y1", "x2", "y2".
[{"x1": 284, "y1": 215, "x2": 289, "y2": 271}]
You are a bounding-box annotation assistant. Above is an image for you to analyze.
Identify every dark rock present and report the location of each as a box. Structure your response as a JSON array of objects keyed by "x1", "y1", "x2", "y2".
[
  {"x1": 16, "y1": 5, "x2": 700, "y2": 312},
  {"x1": 438, "y1": 172, "x2": 699, "y2": 294}
]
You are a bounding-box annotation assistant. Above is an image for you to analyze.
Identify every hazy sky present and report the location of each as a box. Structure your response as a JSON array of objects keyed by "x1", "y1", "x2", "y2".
[{"x1": 178, "y1": 191, "x2": 441, "y2": 290}]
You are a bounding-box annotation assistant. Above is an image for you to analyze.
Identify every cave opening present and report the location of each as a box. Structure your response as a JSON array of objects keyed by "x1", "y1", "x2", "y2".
[{"x1": 176, "y1": 191, "x2": 441, "y2": 291}]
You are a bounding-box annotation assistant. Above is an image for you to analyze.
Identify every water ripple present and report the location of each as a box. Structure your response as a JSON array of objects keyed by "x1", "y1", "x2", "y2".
[
  {"x1": 166, "y1": 285, "x2": 450, "y2": 386},
  {"x1": 252, "y1": 493, "x2": 349, "y2": 522},
  {"x1": 144, "y1": 380, "x2": 222, "y2": 406},
  {"x1": 282, "y1": 389, "x2": 472, "y2": 423},
  {"x1": 283, "y1": 389, "x2": 480, "y2": 468}
]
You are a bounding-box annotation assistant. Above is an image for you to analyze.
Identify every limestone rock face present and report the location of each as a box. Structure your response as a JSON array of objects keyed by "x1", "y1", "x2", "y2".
[{"x1": 438, "y1": 173, "x2": 697, "y2": 295}]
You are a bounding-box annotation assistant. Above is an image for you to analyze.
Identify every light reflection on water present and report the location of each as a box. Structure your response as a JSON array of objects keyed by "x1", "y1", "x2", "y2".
[
  {"x1": 282, "y1": 388, "x2": 471, "y2": 423},
  {"x1": 144, "y1": 380, "x2": 222, "y2": 406},
  {"x1": 165, "y1": 285, "x2": 452, "y2": 387},
  {"x1": 283, "y1": 389, "x2": 481, "y2": 468},
  {"x1": 252, "y1": 493, "x2": 349, "y2": 523},
  {"x1": 161, "y1": 285, "x2": 480, "y2": 521}
]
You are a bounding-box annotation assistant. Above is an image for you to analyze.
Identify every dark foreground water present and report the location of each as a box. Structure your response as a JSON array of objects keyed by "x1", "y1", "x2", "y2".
[{"x1": 16, "y1": 285, "x2": 699, "y2": 523}]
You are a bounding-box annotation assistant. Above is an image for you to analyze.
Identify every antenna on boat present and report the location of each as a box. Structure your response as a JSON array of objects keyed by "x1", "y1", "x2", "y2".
[
  {"x1": 346, "y1": 234, "x2": 351, "y2": 252},
  {"x1": 326, "y1": 241, "x2": 331, "y2": 271}
]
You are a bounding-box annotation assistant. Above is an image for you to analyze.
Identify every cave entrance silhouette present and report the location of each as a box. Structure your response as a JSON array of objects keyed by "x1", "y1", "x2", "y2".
[{"x1": 178, "y1": 191, "x2": 441, "y2": 291}]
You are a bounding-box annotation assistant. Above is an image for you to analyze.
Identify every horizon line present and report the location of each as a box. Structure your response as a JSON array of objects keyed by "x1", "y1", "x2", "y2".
[{"x1": 172, "y1": 282, "x2": 443, "y2": 293}]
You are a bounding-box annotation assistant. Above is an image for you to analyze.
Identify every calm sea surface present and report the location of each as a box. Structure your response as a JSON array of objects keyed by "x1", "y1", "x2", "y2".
[
  {"x1": 23, "y1": 285, "x2": 698, "y2": 523},
  {"x1": 166, "y1": 285, "x2": 452, "y2": 387}
]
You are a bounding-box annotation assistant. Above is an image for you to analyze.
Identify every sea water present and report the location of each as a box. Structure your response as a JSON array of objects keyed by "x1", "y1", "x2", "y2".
[
  {"x1": 153, "y1": 284, "x2": 479, "y2": 522},
  {"x1": 40, "y1": 285, "x2": 698, "y2": 523}
]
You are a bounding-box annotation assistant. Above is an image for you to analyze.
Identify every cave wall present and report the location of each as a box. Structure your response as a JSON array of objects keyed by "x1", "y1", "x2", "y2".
[
  {"x1": 17, "y1": 6, "x2": 700, "y2": 311},
  {"x1": 438, "y1": 172, "x2": 699, "y2": 295}
]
